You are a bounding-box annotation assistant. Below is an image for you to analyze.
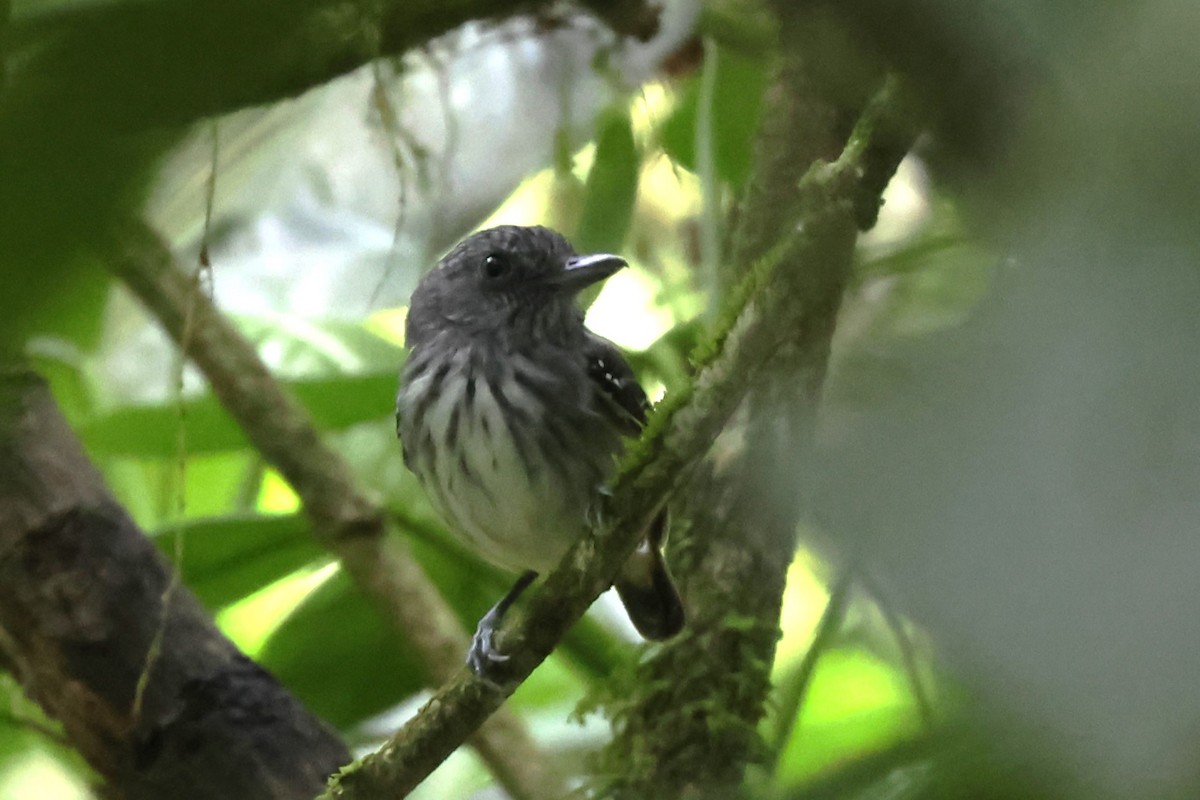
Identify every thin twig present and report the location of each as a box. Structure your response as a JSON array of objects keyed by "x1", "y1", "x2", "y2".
[
  {"x1": 132, "y1": 121, "x2": 217, "y2": 726},
  {"x1": 767, "y1": 569, "x2": 855, "y2": 765},
  {"x1": 317, "y1": 77, "x2": 918, "y2": 799},
  {"x1": 790, "y1": 729, "x2": 951, "y2": 800},
  {"x1": 860, "y1": 570, "x2": 936, "y2": 727},
  {"x1": 0, "y1": 374, "x2": 351, "y2": 795},
  {"x1": 108, "y1": 225, "x2": 563, "y2": 800}
]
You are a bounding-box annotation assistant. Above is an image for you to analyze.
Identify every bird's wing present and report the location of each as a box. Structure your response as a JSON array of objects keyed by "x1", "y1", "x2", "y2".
[{"x1": 583, "y1": 333, "x2": 650, "y2": 437}]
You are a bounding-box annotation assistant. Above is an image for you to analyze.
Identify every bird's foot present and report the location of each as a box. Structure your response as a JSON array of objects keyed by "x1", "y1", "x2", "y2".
[
  {"x1": 585, "y1": 492, "x2": 612, "y2": 531},
  {"x1": 466, "y1": 570, "x2": 537, "y2": 690},
  {"x1": 467, "y1": 604, "x2": 511, "y2": 683}
]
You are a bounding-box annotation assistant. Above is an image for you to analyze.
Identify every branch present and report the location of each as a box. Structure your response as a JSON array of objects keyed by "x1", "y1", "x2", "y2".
[
  {"x1": 860, "y1": 570, "x2": 937, "y2": 728},
  {"x1": 1, "y1": 0, "x2": 662, "y2": 343},
  {"x1": 321, "y1": 77, "x2": 917, "y2": 798},
  {"x1": 595, "y1": 19, "x2": 862, "y2": 793},
  {"x1": 7, "y1": 0, "x2": 660, "y2": 133},
  {"x1": 108, "y1": 225, "x2": 564, "y2": 800},
  {"x1": 0, "y1": 369, "x2": 349, "y2": 799},
  {"x1": 767, "y1": 569, "x2": 855, "y2": 763},
  {"x1": 791, "y1": 729, "x2": 951, "y2": 800}
]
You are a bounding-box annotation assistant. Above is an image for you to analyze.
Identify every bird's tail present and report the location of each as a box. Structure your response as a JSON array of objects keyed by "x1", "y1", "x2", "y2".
[{"x1": 614, "y1": 510, "x2": 685, "y2": 641}]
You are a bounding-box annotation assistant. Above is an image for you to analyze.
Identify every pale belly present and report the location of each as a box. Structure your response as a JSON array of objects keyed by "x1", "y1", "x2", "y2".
[{"x1": 399, "y1": 354, "x2": 600, "y2": 574}]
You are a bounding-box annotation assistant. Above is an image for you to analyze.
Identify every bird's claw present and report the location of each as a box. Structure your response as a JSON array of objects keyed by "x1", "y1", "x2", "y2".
[
  {"x1": 585, "y1": 492, "x2": 611, "y2": 531},
  {"x1": 466, "y1": 570, "x2": 536, "y2": 691},
  {"x1": 467, "y1": 607, "x2": 514, "y2": 690}
]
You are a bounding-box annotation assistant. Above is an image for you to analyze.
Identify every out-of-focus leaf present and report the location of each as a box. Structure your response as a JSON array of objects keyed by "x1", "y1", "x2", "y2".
[
  {"x1": 660, "y1": 47, "x2": 769, "y2": 189},
  {"x1": 856, "y1": 233, "x2": 972, "y2": 281},
  {"x1": 102, "y1": 451, "x2": 254, "y2": 532},
  {"x1": 633, "y1": 316, "x2": 706, "y2": 389},
  {"x1": 256, "y1": 570, "x2": 428, "y2": 728},
  {"x1": 697, "y1": 0, "x2": 778, "y2": 57},
  {"x1": 27, "y1": 340, "x2": 94, "y2": 426},
  {"x1": 773, "y1": 649, "x2": 920, "y2": 789},
  {"x1": 258, "y1": 510, "x2": 628, "y2": 727},
  {"x1": 235, "y1": 315, "x2": 406, "y2": 375},
  {"x1": 255, "y1": 517, "x2": 515, "y2": 727},
  {"x1": 26, "y1": 254, "x2": 113, "y2": 350},
  {"x1": 81, "y1": 371, "x2": 399, "y2": 457},
  {"x1": 0, "y1": 673, "x2": 93, "y2": 794},
  {"x1": 850, "y1": 234, "x2": 995, "y2": 341},
  {"x1": 155, "y1": 513, "x2": 325, "y2": 610},
  {"x1": 574, "y1": 108, "x2": 639, "y2": 256},
  {"x1": 179, "y1": 452, "x2": 256, "y2": 519}
]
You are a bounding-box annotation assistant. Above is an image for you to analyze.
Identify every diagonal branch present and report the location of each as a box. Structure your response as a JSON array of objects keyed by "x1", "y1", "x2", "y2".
[
  {"x1": 0, "y1": 369, "x2": 349, "y2": 799},
  {"x1": 590, "y1": 14, "x2": 908, "y2": 792},
  {"x1": 860, "y1": 570, "x2": 937, "y2": 728},
  {"x1": 767, "y1": 569, "x2": 856, "y2": 766},
  {"x1": 108, "y1": 224, "x2": 563, "y2": 800},
  {"x1": 7, "y1": 0, "x2": 659, "y2": 133},
  {"x1": 320, "y1": 77, "x2": 917, "y2": 798}
]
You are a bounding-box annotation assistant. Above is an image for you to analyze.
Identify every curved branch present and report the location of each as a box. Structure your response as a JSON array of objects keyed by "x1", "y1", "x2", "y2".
[
  {"x1": 0, "y1": 369, "x2": 349, "y2": 799},
  {"x1": 108, "y1": 226, "x2": 563, "y2": 800},
  {"x1": 320, "y1": 78, "x2": 917, "y2": 798},
  {"x1": 6, "y1": 0, "x2": 659, "y2": 133}
]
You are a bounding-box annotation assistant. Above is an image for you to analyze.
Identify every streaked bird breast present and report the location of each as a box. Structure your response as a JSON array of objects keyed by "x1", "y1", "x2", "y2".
[{"x1": 397, "y1": 343, "x2": 619, "y2": 573}]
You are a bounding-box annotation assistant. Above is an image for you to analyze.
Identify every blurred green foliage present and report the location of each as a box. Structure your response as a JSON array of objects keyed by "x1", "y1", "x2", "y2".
[
  {"x1": 660, "y1": 48, "x2": 768, "y2": 189},
  {"x1": 6, "y1": 1, "x2": 1136, "y2": 796}
]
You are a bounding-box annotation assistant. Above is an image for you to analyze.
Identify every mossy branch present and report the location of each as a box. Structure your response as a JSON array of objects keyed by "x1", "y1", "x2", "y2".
[
  {"x1": 320, "y1": 76, "x2": 915, "y2": 799},
  {"x1": 107, "y1": 222, "x2": 564, "y2": 800}
]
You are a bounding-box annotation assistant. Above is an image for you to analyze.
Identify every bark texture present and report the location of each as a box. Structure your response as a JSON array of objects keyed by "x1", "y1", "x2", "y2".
[
  {"x1": 0, "y1": 369, "x2": 349, "y2": 799},
  {"x1": 593, "y1": 7, "x2": 918, "y2": 784}
]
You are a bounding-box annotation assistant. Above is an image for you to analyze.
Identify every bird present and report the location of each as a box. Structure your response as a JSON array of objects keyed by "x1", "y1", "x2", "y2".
[{"x1": 396, "y1": 224, "x2": 684, "y2": 676}]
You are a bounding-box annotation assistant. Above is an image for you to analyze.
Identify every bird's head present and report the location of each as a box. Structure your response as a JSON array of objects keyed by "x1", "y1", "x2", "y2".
[{"x1": 406, "y1": 225, "x2": 626, "y2": 348}]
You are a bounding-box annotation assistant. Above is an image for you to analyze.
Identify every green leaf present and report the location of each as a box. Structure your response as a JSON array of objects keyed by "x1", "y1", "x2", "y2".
[
  {"x1": 773, "y1": 649, "x2": 920, "y2": 788},
  {"x1": 7, "y1": 251, "x2": 114, "y2": 351},
  {"x1": 661, "y1": 46, "x2": 769, "y2": 189},
  {"x1": 234, "y1": 315, "x2": 407, "y2": 375},
  {"x1": 574, "y1": 108, "x2": 640, "y2": 256},
  {"x1": 81, "y1": 370, "x2": 400, "y2": 457},
  {"x1": 28, "y1": 339, "x2": 94, "y2": 426},
  {"x1": 101, "y1": 451, "x2": 256, "y2": 531},
  {"x1": 257, "y1": 513, "x2": 629, "y2": 728},
  {"x1": 156, "y1": 513, "x2": 325, "y2": 609},
  {"x1": 256, "y1": 569, "x2": 429, "y2": 728}
]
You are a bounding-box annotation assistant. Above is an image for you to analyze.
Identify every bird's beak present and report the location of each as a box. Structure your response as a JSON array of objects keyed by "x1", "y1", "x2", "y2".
[{"x1": 553, "y1": 253, "x2": 627, "y2": 293}]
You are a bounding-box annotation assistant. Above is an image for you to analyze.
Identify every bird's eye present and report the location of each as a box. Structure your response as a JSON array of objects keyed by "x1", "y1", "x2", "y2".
[{"x1": 482, "y1": 253, "x2": 510, "y2": 279}]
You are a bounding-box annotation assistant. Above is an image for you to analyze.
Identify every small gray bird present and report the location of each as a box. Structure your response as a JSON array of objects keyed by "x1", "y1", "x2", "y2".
[{"x1": 396, "y1": 225, "x2": 684, "y2": 674}]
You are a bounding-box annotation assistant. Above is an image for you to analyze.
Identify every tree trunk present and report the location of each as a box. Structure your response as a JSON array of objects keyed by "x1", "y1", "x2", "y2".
[{"x1": 0, "y1": 367, "x2": 349, "y2": 799}]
